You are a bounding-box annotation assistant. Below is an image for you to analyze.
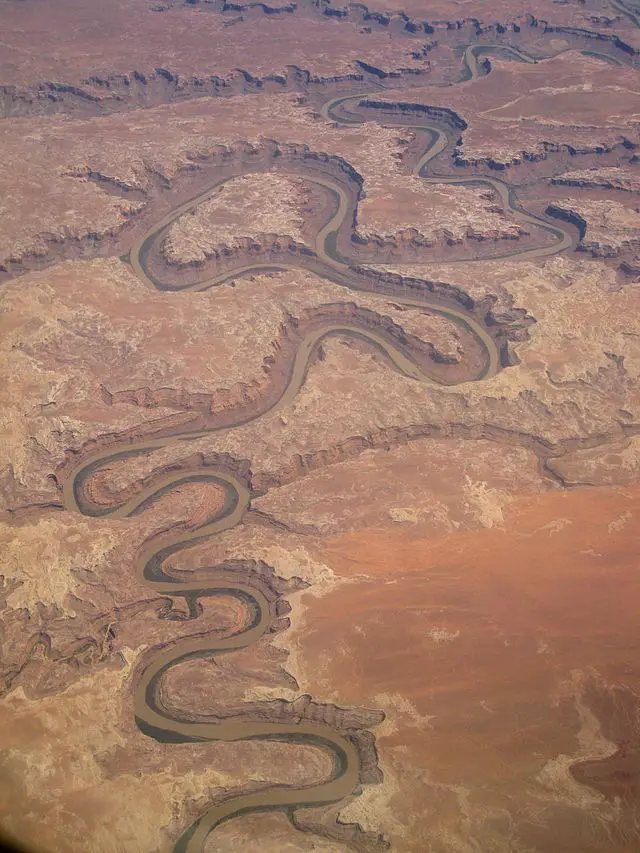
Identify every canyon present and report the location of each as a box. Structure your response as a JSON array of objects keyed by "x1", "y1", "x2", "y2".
[{"x1": 1, "y1": 1, "x2": 640, "y2": 852}]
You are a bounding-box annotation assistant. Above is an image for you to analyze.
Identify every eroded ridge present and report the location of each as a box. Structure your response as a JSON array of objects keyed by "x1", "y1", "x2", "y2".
[
  {"x1": 5, "y1": 34, "x2": 640, "y2": 283},
  {"x1": 1, "y1": 1, "x2": 638, "y2": 119},
  {"x1": 0, "y1": 0, "x2": 639, "y2": 847},
  {"x1": 60, "y1": 433, "x2": 393, "y2": 851},
  {"x1": 6, "y1": 87, "x2": 638, "y2": 283},
  {"x1": 50, "y1": 85, "x2": 592, "y2": 851},
  {"x1": 47, "y1": 27, "x2": 637, "y2": 853},
  {"x1": 121, "y1": 92, "x2": 593, "y2": 290}
]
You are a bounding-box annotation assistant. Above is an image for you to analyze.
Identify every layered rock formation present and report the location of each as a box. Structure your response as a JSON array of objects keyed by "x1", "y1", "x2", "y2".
[
  {"x1": 161, "y1": 173, "x2": 309, "y2": 264},
  {"x1": 555, "y1": 196, "x2": 640, "y2": 255},
  {"x1": 1, "y1": 1, "x2": 640, "y2": 852}
]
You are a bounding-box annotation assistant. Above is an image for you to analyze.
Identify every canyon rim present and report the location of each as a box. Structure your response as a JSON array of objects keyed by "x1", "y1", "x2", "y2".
[{"x1": 1, "y1": 1, "x2": 640, "y2": 851}]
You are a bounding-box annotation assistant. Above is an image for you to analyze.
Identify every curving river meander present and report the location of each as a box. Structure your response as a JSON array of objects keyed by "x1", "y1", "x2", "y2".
[{"x1": 61, "y1": 55, "x2": 578, "y2": 851}]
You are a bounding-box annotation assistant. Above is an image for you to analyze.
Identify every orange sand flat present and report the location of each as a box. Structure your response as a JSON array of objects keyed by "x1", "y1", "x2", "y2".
[{"x1": 303, "y1": 486, "x2": 639, "y2": 777}]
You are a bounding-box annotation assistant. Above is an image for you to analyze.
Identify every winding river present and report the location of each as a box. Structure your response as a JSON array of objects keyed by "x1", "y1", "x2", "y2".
[{"x1": 62, "y1": 55, "x2": 577, "y2": 851}]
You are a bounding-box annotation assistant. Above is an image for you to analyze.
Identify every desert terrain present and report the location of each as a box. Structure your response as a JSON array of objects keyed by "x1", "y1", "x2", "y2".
[{"x1": 1, "y1": 0, "x2": 639, "y2": 851}]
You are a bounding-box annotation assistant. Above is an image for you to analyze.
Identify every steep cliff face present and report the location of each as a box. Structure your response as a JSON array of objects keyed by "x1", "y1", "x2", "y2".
[
  {"x1": 0, "y1": 0, "x2": 638, "y2": 121},
  {"x1": 1, "y1": 128, "x2": 570, "y2": 282},
  {"x1": 2, "y1": 2, "x2": 640, "y2": 852},
  {"x1": 553, "y1": 166, "x2": 640, "y2": 193},
  {"x1": 554, "y1": 197, "x2": 640, "y2": 255}
]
